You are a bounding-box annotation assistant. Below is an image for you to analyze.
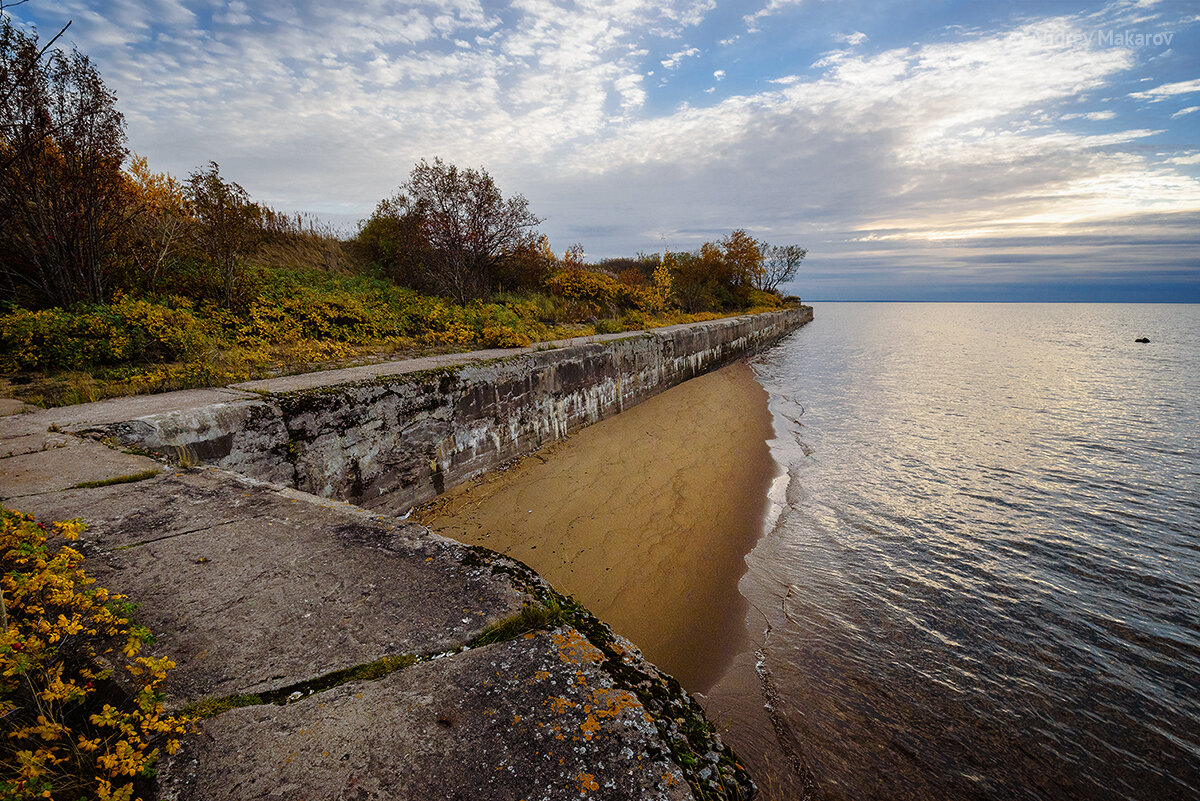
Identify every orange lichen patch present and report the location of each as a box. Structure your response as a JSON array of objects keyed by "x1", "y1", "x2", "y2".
[
  {"x1": 578, "y1": 688, "x2": 644, "y2": 741},
  {"x1": 533, "y1": 670, "x2": 551, "y2": 681},
  {"x1": 552, "y1": 629, "x2": 605, "y2": 665},
  {"x1": 663, "y1": 772, "x2": 678, "y2": 787},
  {"x1": 547, "y1": 696, "x2": 577, "y2": 715},
  {"x1": 577, "y1": 772, "x2": 600, "y2": 794}
]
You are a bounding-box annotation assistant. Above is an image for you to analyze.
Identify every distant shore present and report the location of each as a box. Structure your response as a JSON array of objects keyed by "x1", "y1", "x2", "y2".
[{"x1": 416, "y1": 360, "x2": 775, "y2": 692}]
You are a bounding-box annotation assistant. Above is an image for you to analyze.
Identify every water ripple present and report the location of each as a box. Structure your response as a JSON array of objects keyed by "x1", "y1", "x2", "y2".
[{"x1": 748, "y1": 303, "x2": 1200, "y2": 801}]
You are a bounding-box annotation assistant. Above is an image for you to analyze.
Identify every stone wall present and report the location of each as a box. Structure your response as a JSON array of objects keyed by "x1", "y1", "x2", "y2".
[{"x1": 95, "y1": 308, "x2": 811, "y2": 513}]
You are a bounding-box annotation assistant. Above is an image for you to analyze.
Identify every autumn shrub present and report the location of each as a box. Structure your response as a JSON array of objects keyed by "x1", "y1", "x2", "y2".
[
  {"x1": 0, "y1": 296, "x2": 216, "y2": 373},
  {"x1": 593, "y1": 318, "x2": 623, "y2": 335},
  {"x1": 620, "y1": 310, "x2": 654, "y2": 330},
  {"x1": 0, "y1": 509, "x2": 192, "y2": 801},
  {"x1": 745, "y1": 289, "x2": 782, "y2": 308},
  {"x1": 462, "y1": 302, "x2": 539, "y2": 348},
  {"x1": 0, "y1": 307, "x2": 130, "y2": 372},
  {"x1": 544, "y1": 267, "x2": 621, "y2": 316}
]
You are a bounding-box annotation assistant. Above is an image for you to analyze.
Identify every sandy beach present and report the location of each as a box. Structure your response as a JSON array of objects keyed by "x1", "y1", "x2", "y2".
[{"x1": 415, "y1": 360, "x2": 775, "y2": 693}]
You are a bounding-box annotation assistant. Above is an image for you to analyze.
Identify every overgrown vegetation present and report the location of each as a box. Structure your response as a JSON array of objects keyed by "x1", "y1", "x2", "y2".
[
  {"x1": 0, "y1": 10, "x2": 806, "y2": 407},
  {"x1": 0, "y1": 509, "x2": 192, "y2": 801},
  {"x1": 468, "y1": 598, "x2": 567, "y2": 647},
  {"x1": 71, "y1": 470, "x2": 160, "y2": 490}
]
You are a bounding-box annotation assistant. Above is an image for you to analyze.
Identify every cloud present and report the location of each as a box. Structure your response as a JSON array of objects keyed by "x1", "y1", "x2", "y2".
[
  {"x1": 661, "y1": 46, "x2": 700, "y2": 70},
  {"x1": 1061, "y1": 110, "x2": 1117, "y2": 120},
  {"x1": 835, "y1": 31, "x2": 868, "y2": 46},
  {"x1": 1131, "y1": 78, "x2": 1200, "y2": 100},
  {"x1": 9, "y1": 0, "x2": 1198, "y2": 298},
  {"x1": 743, "y1": 0, "x2": 803, "y2": 34},
  {"x1": 1170, "y1": 105, "x2": 1199, "y2": 118}
]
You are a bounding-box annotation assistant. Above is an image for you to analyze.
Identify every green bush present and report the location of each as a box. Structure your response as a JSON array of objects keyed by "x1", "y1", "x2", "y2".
[{"x1": 0, "y1": 297, "x2": 215, "y2": 372}]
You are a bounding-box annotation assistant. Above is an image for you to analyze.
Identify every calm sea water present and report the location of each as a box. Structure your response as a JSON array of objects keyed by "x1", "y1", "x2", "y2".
[{"x1": 744, "y1": 303, "x2": 1200, "y2": 800}]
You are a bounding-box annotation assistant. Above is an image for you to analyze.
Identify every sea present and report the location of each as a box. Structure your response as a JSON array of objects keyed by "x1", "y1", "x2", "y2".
[{"x1": 739, "y1": 302, "x2": 1200, "y2": 800}]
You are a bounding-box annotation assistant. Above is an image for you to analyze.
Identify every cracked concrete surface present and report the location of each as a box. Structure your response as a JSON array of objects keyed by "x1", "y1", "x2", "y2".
[
  {"x1": 0, "y1": 314, "x2": 812, "y2": 799},
  {"x1": 159, "y1": 629, "x2": 694, "y2": 801}
]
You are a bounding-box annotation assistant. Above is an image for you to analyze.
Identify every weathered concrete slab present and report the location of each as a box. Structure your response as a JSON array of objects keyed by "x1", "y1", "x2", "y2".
[
  {"x1": 0, "y1": 313, "x2": 793, "y2": 799},
  {"x1": 230, "y1": 331, "x2": 643, "y2": 394},
  {"x1": 0, "y1": 428, "x2": 72, "y2": 459},
  {"x1": 159, "y1": 628, "x2": 694, "y2": 801},
  {"x1": 7, "y1": 468, "x2": 526, "y2": 701},
  {"x1": 0, "y1": 387, "x2": 259, "y2": 438},
  {"x1": 0, "y1": 398, "x2": 30, "y2": 416},
  {"x1": 0, "y1": 437, "x2": 162, "y2": 498}
]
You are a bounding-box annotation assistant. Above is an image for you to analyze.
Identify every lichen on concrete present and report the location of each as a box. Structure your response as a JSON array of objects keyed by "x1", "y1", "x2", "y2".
[{"x1": 0, "y1": 310, "x2": 814, "y2": 800}]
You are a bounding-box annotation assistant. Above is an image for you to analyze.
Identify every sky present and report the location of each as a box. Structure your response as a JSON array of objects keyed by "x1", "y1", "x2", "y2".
[{"x1": 6, "y1": 0, "x2": 1200, "y2": 300}]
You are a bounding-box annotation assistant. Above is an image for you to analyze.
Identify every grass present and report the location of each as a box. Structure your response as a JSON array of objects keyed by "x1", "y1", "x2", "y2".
[
  {"x1": 296, "y1": 653, "x2": 419, "y2": 695},
  {"x1": 468, "y1": 598, "x2": 567, "y2": 647},
  {"x1": 179, "y1": 654, "x2": 421, "y2": 720},
  {"x1": 0, "y1": 269, "x2": 793, "y2": 409},
  {"x1": 181, "y1": 693, "x2": 264, "y2": 720},
  {"x1": 71, "y1": 469, "x2": 161, "y2": 489}
]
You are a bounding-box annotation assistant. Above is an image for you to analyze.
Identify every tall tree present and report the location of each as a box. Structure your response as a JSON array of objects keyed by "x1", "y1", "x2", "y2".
[
  {"x1": 0, "y1": 13, "x2": 130, "y2": 306},
  {"x1": 757, "y1": 244, "x2": 807, "y2": 293},
  {"x1": 377, "y1": 158, "x2": 542, "y2": 303},
  {"x1": 186, "y1": 161, "x2": 256, "y2": 308},
  {"x1": 719, "y1": 228, "x2": 764, "y2": 289},
  {"x1": 357, "y1": 193, "x2": 434, "y2": 290},
  {"x1": 126, "y1": 154, "x2": 190, "y2": 292}
]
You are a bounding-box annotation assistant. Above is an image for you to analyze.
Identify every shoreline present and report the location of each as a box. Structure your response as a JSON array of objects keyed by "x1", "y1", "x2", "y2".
[
  {"x1": 2, "y1": 311, "x2": 813, "y2": 799},
  {"x1": 415, "y1": 359, "x2": 776, "y2": 693}
]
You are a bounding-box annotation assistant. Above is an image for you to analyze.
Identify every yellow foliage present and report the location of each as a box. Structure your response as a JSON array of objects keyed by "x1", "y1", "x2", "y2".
[
  {"x1": 650, "y1": 254, "x2": 675, "y2": 313},
  {"x1": 1, "y1": 509, "x2": 193, "y2": 801},
  {"x1": 545, "y1": 267, "x2": 619, "y2": 306}
]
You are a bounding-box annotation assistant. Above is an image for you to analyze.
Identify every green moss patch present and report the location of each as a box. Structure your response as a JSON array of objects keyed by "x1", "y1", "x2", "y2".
[{"x1": 72, "y1": 469, "x2": 161, "y2": 489}]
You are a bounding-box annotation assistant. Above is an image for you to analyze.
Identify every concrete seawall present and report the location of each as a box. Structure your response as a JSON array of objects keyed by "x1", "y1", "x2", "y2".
[
  {"x1": 92, "y1": 307, "x2": 812, "y2": 514},
  {"x1": 0, "y1": 307, "x2": 812, "y2": 800}
]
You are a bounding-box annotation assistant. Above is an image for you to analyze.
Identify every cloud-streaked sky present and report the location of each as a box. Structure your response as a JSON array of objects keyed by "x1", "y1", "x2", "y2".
[{"x1": 8, "y1": 0, "x2": 1200, "y2": 299}]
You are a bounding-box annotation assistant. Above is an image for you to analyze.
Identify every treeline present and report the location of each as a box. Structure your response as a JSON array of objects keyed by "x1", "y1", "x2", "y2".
[
  {"x1": 357, "y1": 157, "x2": 805, "y2": 316},
  {"x1": 0, "y1": 13, "x2": 806, "y2": 405},
  {"x1": 1, "y1": 15, "x2": 804, "y2": 316}
]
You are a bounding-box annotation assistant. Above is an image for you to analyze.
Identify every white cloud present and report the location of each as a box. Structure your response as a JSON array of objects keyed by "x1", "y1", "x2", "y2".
[
  {"x1": 1061, "y1": 110, "x2": 1117, "y2": 120},
  {"x1": 11, "y1": 0, "x2": 1197, "y2": 295},
  {"x1": 1131, "y1": 78, "x2": 1200, "y2": 100},
  {"x1": 1170, "y1": 106, "x2": 1199, "y2": 118},
  {"x1": 743, "y1": 0, "x2": 803, "y2": 34},
  {"x1": 661, "y1": 46, "x2": 700, "y2": 70}
]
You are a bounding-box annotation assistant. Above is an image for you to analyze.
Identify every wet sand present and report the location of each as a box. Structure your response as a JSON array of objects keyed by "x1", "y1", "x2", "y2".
[{"x1": 415, "y1": 361, "x2": 775, "y2": 693}]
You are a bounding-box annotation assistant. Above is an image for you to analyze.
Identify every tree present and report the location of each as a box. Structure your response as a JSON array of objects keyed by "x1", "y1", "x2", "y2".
[
  {"x1": 671, "y1": 247, "x2": 721, "y2": 312},
  {"x1": 126, "y1": 154, "x2": 190, "y2": 292},
  {"x1": 492, "y1": 233, "x2": 555, "y2": 292},
  {"x1": 357, "y1": 193, "x2": 432, "y2": 289},
  {"x1": 757, "y1": 244, "x2": 807, "y2": 293},
  {"x1": 649, "y1": 252, "x2": 673, "y2": 313},
  {"x1": 719, "y1": 228, "x2": 764, "y2": 290},
  {"x1": 375, "y1": 158, "x2": 542, "y2": 303},
  {"x1": 186, "y1": 161, "x2": 257, "y2": 308},
  {"x1": 0, "y1": 13, "x2": 131, "y2": 306}
]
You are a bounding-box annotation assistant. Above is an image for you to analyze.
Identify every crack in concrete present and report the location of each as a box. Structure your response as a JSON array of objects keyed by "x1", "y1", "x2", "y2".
[{"x1": 111, "y1": 512, "x2": 274, "y2": 550}]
